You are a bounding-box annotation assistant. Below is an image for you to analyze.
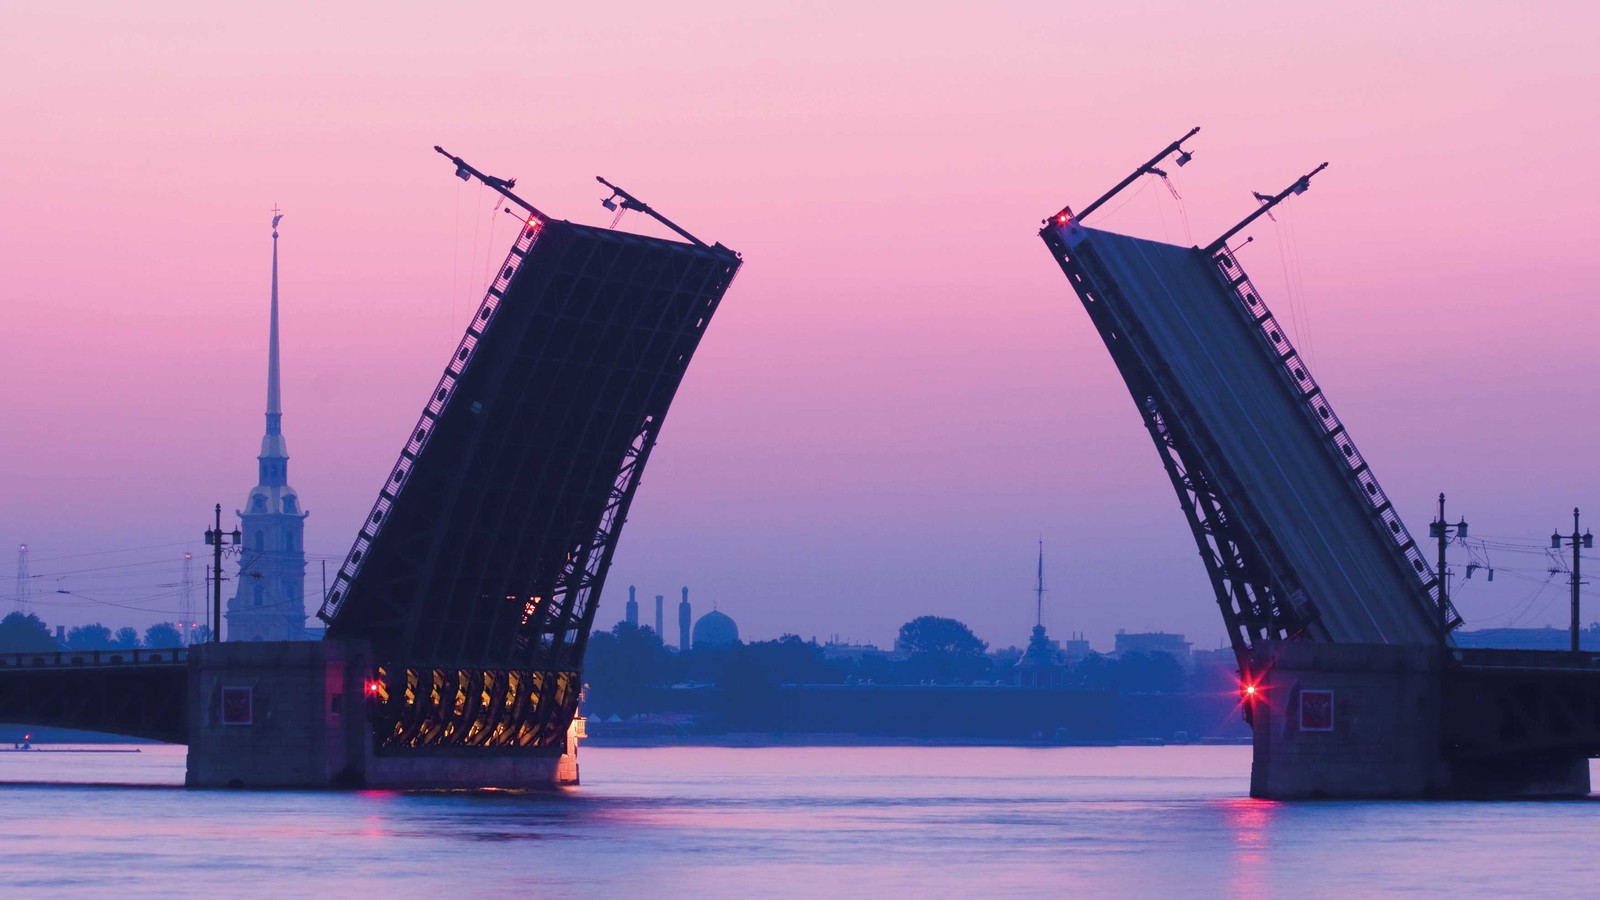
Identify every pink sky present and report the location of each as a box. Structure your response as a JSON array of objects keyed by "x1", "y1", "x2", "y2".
[{"x1": 2, "y1": 1, "x2": 1598, "y2": 650}]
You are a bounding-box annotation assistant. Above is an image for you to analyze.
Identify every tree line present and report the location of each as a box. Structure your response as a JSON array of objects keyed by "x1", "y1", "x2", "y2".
[
  {"x1": 0, "y1": 612, "x2": 192, "y2": 654},
  {"x1": 584, "y1": 614, "x2": 1202, "y2": 718}
]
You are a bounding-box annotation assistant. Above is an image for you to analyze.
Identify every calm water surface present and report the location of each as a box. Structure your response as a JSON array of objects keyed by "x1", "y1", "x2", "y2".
[{"x1": 0, "y1": 745, "x2": 1595, "y2": 897}]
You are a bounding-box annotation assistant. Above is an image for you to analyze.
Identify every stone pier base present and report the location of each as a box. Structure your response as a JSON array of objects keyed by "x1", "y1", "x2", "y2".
[
  {"x1": 185, "y1": 640, "x2": 579, "y2": 790},
  {"x1": 1248, "y1": 641, "x2": 1591, "y2": 800}
]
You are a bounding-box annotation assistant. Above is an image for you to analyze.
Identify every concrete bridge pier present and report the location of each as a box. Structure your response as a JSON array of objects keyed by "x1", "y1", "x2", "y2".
[
  {"x1": 185, "y1": 640, "x2": 580, "y2": 790},
  {"x1": 1247, "y1": 641, "x2": 1593, "y2": 800}
]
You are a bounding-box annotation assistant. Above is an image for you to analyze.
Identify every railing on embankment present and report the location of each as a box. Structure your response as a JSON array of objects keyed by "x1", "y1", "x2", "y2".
[{"x1": 0, "y1": 647, "x2": 189, "y2": 671}]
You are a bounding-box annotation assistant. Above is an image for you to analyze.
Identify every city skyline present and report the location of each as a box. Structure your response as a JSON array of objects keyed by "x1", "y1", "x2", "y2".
[{"x1": 4, "y1": 2, "x2": 1598, "y2": 651}]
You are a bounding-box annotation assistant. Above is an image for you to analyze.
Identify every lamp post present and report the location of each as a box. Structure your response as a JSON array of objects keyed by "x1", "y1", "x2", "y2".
[
  {"x1": 1552, "y1": 508, "x2": 1593, "y2": 653},
  {"x1": 203, "y1": 503, "x2": 241, "y2": 643},
  {"x1": 1428, "y1": 493, "x2": 1467, "y2": 644}
]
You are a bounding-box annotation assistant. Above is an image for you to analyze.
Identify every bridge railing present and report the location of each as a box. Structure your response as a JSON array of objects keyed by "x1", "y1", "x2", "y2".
[
  {"x1": 1452, "y1": 647, "x2": 1600, "y2": 670},
  {"x1": 1211, "y1": 247, "x2": 1462, "y2": 633},
  {"x1": 0, "y1": 647, "x2": 190, "y2": 669},
  {"x1": 319, "y1": 215, "x2": 547, "y2": 623}
]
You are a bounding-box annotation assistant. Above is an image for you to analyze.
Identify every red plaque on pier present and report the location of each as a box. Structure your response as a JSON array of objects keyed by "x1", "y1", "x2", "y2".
[
  {"x1": 1299, "y1": 689, "x2": 1334, "y2": 732},
  {"x1": 221, "y1": 686, "x2": 253, "y2": 726}
]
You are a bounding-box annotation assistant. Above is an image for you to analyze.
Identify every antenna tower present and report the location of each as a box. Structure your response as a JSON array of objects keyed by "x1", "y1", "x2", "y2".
[
  {"x1": 1035, "y1": 540, "x2": 1046, "y2": 628},
  {"x1": 180, "y1": 552, "x2": 195, "y2": 644},
  {"x1": 14, "y1": 544, "x2": 29, "y2": 614}
]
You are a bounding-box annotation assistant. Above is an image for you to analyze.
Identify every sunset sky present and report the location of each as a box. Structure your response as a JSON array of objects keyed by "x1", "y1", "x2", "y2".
[{"x1": 3, "y1": 1, "x2": 1598, "y2": 650}]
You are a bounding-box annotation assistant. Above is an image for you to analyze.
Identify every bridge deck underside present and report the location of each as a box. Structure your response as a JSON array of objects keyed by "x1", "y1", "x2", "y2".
[
  {"x1": 1057, "y1": 225, "x2": 1436, "y2": 646},
  {"x1": 0, "y1": 664, "x2": 187, "y2": 744},
  {"x1": 1446, "y1": 650, "x2": 1600, "y2": 760},
  {"x1": 324, "y1": 220, "x2": 739, "y2": 673}
]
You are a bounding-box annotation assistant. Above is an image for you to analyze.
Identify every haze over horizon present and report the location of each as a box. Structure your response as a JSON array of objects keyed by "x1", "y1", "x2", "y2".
[{"x1": 3, "y1": 1, "x2": 1598, "y2": 651}]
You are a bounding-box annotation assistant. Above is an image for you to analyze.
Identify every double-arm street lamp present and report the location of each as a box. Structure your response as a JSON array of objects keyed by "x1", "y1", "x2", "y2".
[{"x1": 1552, "y1": 509, "x2": 1594, "y2": 654}]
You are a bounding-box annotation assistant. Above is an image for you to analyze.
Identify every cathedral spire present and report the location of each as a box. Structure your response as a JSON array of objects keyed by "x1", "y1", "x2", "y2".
[
  {"x1": 259, "y1": 206, "x2": 289, "y2": 483},
  {"x1": 266, "y1": 205, "x2": 283, "y2": 436},
  {"x1": 229, "y1": 205, "x2": 310, "y2": 643}
]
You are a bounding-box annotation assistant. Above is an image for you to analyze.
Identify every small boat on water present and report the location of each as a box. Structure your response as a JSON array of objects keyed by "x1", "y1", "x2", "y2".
[{"x1": 3, "y1": 736, "x2": 142, "y2": 753}]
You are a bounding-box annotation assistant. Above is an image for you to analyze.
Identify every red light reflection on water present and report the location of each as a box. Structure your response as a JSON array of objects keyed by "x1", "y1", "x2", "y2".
[{"x1": 1221, "y1": 796, "x2": 1278, "y2": 900}]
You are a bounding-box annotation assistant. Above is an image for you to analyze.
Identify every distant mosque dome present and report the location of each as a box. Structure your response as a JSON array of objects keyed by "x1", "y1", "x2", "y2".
[{"x1": 692, "y1": 609, "x2": 739, "y2": 647}]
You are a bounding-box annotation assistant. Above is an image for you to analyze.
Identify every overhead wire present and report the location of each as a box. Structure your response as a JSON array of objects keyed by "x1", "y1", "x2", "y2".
[
  {"x1": 1270, "y1": 204, "x2": 1313, "y2": 374},
  {"x1": 481, "y1": 192, "x2": 500, "y2": 298},
  {"x1": 1089, "y1": 177, "x2": 1155, "y2": 226},
  {"x1": 450, "y1": 176, "x2": 462, "y2": 346},
  {"x1": 1155, "y1": 170, "x2": 1193, "y2": 246}
]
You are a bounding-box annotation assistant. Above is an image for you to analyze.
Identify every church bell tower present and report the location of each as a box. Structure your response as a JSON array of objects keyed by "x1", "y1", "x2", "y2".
[{"x1": 226, "y1": 208, "x2": 310, "y2": 641}]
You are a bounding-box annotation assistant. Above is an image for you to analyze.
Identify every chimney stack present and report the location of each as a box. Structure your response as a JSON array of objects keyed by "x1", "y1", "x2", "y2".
[
  {"x1": 625, "y1": 585, "x2": 639, "y2": 628},
  {"x1": 654, "y1": 594, "x2": 664, "y2": 638}
]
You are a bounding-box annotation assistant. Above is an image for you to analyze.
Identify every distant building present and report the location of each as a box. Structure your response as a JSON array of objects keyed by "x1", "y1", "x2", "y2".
[
  {"x1": 692, "y1": 609, "x2": 739, "y2": 647},
  {"x1": 677, "y1": 587, "x2": 691, "y2": 652},
  {"x1": 823, "y1": 641, "x2": 887, "y2": 664},
  {"x1": 654, "y1": 593, "x2": 664, "y2": 638},
  {"x1": 226, "y1": 212, "x2": 310, "y2": 642},
  {"x1": 625, "y1": 585, "x2": 639, "y2": 628},
  {"x1": 1114, "y1": 630, "x2": 1191, "y2": 659},
  {"x1": 1012, "y1": 624, "x2": 1069, "y2": 688},
  {"x1": 1191, "y1": 646, "x2": 1237, "y2": 668},
  {"x1": 1455, "y1": 626, "x2": 1600, "y2": 652},
  {"x1": 1061, "y1": 631, "x2": 1093, "y2": 663},
  {"x1": 1010, "y1": 543, "x2": 1073, "y2": 687},
  {"x1": 988, "y1": 646, "x2": 1023, "y2": 669}
]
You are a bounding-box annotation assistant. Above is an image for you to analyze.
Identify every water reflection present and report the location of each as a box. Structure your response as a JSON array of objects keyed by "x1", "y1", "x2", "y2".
[
  {"x1": 1220, "y1": 796, "x2": 1277, "y2": 899},
  {"x1": 0, "y1": 746, "x2": 1594, "y2": 895}
]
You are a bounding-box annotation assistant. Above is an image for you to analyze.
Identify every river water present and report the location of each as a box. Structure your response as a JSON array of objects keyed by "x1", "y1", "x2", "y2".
[{"x1": 0, "y1": 744, "x2": 1595, "y2": 897}]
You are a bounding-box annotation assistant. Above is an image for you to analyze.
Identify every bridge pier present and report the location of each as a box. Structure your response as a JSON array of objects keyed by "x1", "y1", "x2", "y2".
[
  {"x1": 1248, "y1": 641, "x2": 1593, "y2": 799},
  {"x1": 185, "y1": 640, "x2": 580, "y2": 790}
]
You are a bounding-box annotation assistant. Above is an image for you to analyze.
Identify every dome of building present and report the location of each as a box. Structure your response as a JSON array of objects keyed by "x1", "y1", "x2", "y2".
[{"x1": 692, "y1": 609, "x2": 739, "y2": 647}]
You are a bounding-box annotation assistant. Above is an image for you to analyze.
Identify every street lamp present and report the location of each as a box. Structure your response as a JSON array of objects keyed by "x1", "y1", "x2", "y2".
[
  {"x1": 203, "y1": 503, "x2": 241, "y2": 644},
  {"x1": 1428, "y1": 493, "x2": 1468, "y2": 643},
  {"x1": 1551, "y1": 508, "x2": 1593, "y2": 653}
]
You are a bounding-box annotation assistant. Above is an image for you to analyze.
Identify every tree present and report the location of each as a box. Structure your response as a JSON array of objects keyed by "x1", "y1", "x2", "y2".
[
  {"x1": 1069, "y1": 652, "x2": 1115, "y2": 689},
  {"x1": 112, "y1": 626, "x2": 141, "y2": 650},
  {"x1": 897, "y1": 616, "x2": 989, "y2": 657},
  {"x1": 896, "y1": 616, "x2": 991, "y2": 683},
  {"x1": 143, "y1": 622, "x2": 184, "y2": 649},
  {"x1": 581, "y1": 621, "x2": 670, "y2": 717},
  {"x1": 66, "y1": 624, "x2": 114, "y2": 651},
  {"x1": 740, "y1": 635, "x2": 840, "y2": 685},
  {"x1": 0, "y1": 612, "x2": 57, "y2": 654},
  {"x1": 1117, "y1": 651, "x2": 1188, "y2": 693},
  {"x1": 717, "y1": 643, "x2": 779, "y2": 727}
]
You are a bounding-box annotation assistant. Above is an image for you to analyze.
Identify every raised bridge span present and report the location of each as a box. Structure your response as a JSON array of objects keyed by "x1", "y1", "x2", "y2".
[
  {"x1": 1042, "y1": 221, "x2": 1449, "y2": 656},
  {"x1": 1041, "y1": 132, "x2": 1600, "y2": 798},
  {"x1": 0, "y1": 152, "x2": 741, "y2": 786}
]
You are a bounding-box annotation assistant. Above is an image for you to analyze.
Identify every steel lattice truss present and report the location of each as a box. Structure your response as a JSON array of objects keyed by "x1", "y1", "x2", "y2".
[
  {"x1": 321, "y1": 215, "x2": 740, "y2": 689},
  {"x1": 1041, "y1": 221, "x2": 1454, "y2": 666}
]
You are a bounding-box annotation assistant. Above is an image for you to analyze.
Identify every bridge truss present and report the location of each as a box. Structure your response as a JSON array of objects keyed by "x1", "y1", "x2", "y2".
[
  {"x1": 1040, "y1": 140, "x2": 1457, "y2": 667},
  {"x1": 317, "y1": 153, "x2": 741, "y2": 749}
]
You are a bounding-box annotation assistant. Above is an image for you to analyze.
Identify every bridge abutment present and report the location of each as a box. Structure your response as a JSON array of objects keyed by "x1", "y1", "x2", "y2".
[
  {"x1": 185, "y1": 641, "x2": 579, "y2": 790},
  {"x1": 1248, "y1": 641, "x2": 1592, "y2": 799}
]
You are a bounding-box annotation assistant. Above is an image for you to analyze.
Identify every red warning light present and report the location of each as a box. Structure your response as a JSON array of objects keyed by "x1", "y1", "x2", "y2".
[
  {"x1": 1056, "y1": 213, "x2": 1070, "y2": 225},
  {"x1": 1243, "y1": 683, "x2": 1258, "y2": 699},
  {"x1": 365, "y1": 680, "x2": 381, "y2": 696}
]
